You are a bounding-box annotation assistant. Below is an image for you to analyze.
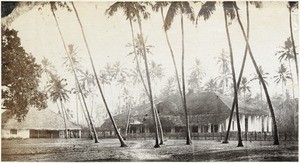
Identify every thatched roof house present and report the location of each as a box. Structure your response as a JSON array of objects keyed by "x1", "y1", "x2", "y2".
[
  {"x1": 2, "y1": 108, "x2": 82, "y2": 139},
  {"x1": 100, "y1": 92, "x2": 271, "y2": 133}
]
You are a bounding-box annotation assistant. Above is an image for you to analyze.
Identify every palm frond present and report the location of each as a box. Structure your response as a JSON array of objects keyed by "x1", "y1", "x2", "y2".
[
  {"x1": 164, "y1": 2, "x2": 180, "y2": 31},
  {"x1": 288, "y1": 1, "x2": 298, "y2": 10},
  {"x1": 182, "y1": 2, "x2": 195, "y2": 22},
  {"x1": 152, "y1": 2, "x2": 169, "y2": 12},
  {"x1": 249, "y1": 1, "x2": 263, "y2": 8},
  {"x1": 197, "y1": 1, "x2": 216, "y2": 24},
  {"x1": 223, "y1": 1, "x2": 236, "y2": 20},
  {"x1": 105, "y1": 2, "x2": 122, "y2": 17}
]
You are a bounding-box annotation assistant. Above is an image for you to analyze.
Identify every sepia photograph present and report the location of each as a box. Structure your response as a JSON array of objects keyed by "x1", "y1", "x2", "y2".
[{"x1": 1, "y1": 1, "x2": 299, "y2": 161}]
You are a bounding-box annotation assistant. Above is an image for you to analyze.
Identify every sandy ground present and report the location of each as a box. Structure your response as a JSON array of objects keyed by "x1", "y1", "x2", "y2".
[{"x1": 1, "y1": 138, "x2": 298, "y2": 161}]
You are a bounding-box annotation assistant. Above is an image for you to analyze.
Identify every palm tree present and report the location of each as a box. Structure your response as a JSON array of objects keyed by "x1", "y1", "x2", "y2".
[
  {"x1": 275, "y1": 37, "x2": 296, "y2": 98},
  {"x1": 41, "y1": 57, "x2": 62, "y2": 116},
  {"x1": 41, "y1": 57, "x2": 56, "y2": 81},
  {"x1": 250, "y1": 66, "x2": 269, "y2": 106},
  {"x1": 62, "y1": 44, "x2": 82, "y2": 73},
  {"x1": 188, "y1": 58, "x2": 206, "y2": 92},
  {"x1": 215, "y1": 49, "x2": 231, "y2": 94},
  {"x1": 149, "y1": 61, "x2": 165, "y2": 97},
  {"x1": 121, "y1": 88, "x2": 135, "y2": 139},
  {"x1": 233, "y1": 1, "x2": 279, "y2": 145},
  {"x1": 222, "y1": 1, "x2": 243, "y2": 147},
  {"x1": 162, "y1": 76, "x2": 177, "y2": 97},
  {"x1": 78, "y1": 69, "x2": 97, "y2": 117},
  {"x1": 128, "y1": 60, "x2": 165, "y2": 145},
  {"x1": 128, "y1": 35, "x2": 165, "y2": 145},
  {"x1": 288, "y1": 2, "x2": 298, "y2": 79},
  {"x1": 50, "y1": 2, "x2": 99, "y2": 143},
  {"x1": 134, "y1": 2, "x2": 161, "y2": 147},
  {"x1": 105, "y1": 3, "x2": 163, "y2": 147},
  {"x1": 126, "y1": 35, "x2": 151, "y2": 96},
  {"x1": 72, "y1": 87, "x2": 94, "y2": 139},
  {"x1": 98, "y1": 70, "x2": 110, "y2": 91},
  {"x1": 152, "y1": 2, "x2": 183, "y2": 99},
  {"x1": 47, "y1": 75, "x2": 69, "y2": 139},
  {"x1": 274, "y1": 64, "x2": 292, "y2": 98},
  {"x1": 164, "y1": 1, "x2": 195, "y2": 145},
  {"x1": 204, "y1": 78, "x2": 218, "y2": 92},
  {"x1": 223, "y1": 1, "x2": 262, "y2": 144},
  {"x1": 240, "y1": 77, "x2": 251, "y2": 101},
  {"x1": 62, "y1": 44, "x2": 81, "y2": 124},
  {"x1": 71, "y1": 2, "x2": 127, "y2": 147}
]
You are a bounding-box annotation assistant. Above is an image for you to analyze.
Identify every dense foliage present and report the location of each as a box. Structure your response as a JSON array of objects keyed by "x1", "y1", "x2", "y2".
[{"x1": 2, "y1": 27, "x2": 47, "y2": 120}]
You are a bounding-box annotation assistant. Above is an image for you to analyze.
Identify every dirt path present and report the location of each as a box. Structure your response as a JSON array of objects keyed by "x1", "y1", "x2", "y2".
[{"x1": 121, "y1": 140, "x2": 170, "y2": 161}]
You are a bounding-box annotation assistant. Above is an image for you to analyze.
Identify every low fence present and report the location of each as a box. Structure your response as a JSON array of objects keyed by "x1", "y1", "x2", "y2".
[{"x1": 82, "y1": 131, "x2": 298, "y2": 141}]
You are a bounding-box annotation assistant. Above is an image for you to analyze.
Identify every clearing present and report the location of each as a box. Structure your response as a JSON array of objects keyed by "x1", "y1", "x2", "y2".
[{"x1": 1, "y1": 138, "x2": 298, "y2": 161}]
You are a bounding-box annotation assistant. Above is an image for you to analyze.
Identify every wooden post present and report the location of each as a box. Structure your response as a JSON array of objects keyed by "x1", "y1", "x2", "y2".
[
  {"x1": 220, "y1": 132, "x2": 222, "y2": 141},
  {"x1": 255, "y1": 131, "x2": 257, "y2": 141},
  {"x1": 38, "y1": 130, "x2": 39, "y2": 138}
]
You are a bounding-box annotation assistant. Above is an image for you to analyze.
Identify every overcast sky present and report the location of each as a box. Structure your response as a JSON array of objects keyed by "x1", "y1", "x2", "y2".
[{"x1": 6, "y1": 1, "x2": 299, "y2": 122}]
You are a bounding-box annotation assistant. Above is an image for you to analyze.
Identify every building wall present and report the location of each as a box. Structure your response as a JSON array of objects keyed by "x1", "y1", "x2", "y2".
[
  {"x1": 2, "y1": 129, "x2": 30, "y2": 138},
  {"x1": 223, "y1": 114, "x2": 272, "y2": 132}
]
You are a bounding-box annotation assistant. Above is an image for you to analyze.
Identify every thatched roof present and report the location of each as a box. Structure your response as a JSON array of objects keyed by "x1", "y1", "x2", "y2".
[
  {"x1": 2, "y1": 108, "x2": 81, "y2": 130},
  {"x1": 99, "y1": 92, "x2": 269, "y2": 131}
]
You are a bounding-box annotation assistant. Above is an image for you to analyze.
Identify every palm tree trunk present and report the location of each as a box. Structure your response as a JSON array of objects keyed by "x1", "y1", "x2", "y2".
[
  {"x1": 60, "y1": 100, "x2": 68, "y2": 139},
  {"x1": 129, "y1": 18, "x2": 164, "y2": 145},
  {"x1": 51, "y1": 5, "x2": 99, "y2": 143},
  {"x1": 129, "y1": 19, "x2": 148, "y2": 95},
  {"x1": 223, "y1": 73, "x2": 226, "y2": 94},
  {"x1": 160, "y1": 7, "x2": 183, "y2": 99},
  {"x1": 223, "y1": 7, "x2": 243, "y2": 147},
  {"x1": 91, "y1": 95, "x2": 94, "y2": 119},
  {"x1": 181, "y1": 13, "x2": 192, "y2": 145},
  {"x1": 289, "y1": 7, "x2": 299, "y2": 80},
  {"x1": 223, "y1": 1, "x2": 250, "y2": 144},
  {"x1": 76, "y1": 93, "x2": 79, "y2": 124},
  {"x1": 136, "y1": 11, "x2": 160, "y2": 148},
  {"x1": 154, "y1": 105, "x2": 164, "y2": 145},
  {"x1": 78, "y1": 94, "x2": 94, "y2": 140},
  {"x1": 233, "y1": 2, "x2": 279, "y2": 145},
  {"x1": 260, "y1": 83, "x2": 262, "y2": 108},
  {"x1": 49, "y1": 72, "x2": 63, "y2": 117},
  {"x1": 282, "y1": 81, "x2": 284, "y2": 98},
  {"x1": 56, "y1": 102, "x2": 62, "y2": 116},
  {"x1": 124, "y1": 105, "x2": 131, "y2": 140},
  {"x1": 282, "y1": 81, "x2": 285, "y2": 111},
  {"x1": 288, "y1": 60, "x2": 295, "y2": 98},
  {"x1": 71, "y1": 2, "x2": 127, "y2": 147}
]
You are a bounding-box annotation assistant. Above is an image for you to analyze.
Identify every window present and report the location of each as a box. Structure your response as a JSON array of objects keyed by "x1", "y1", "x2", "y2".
[
  {"x1": 204, "y1": 125, "x2": 209, "y2": 133},
  {"x1": 232, "y1": 121, "x2": 235, "y2": 130},
  {"x1": 245, "y1": 117, "x2": 248, "y2": 132},
  {"x1": 175, "y1": 126, "x2": 181, "y2": 132},
  {"x1": 10, "y1": 129, "x2": 17, "y2": 135},
  {"x1": 192, "y1": 126, "x2": 198, "y2": 133},
  {"x1": 213, "y1": 125, "x2": 218, "y2": 133},
  {"x1": 164, "y1": 127, "x2": 171, "y2": 133}
]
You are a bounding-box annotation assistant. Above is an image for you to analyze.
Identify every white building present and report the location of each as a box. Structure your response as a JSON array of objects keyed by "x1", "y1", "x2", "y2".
[{"x1": 2, "y1": 108, "x2": 82, "y2": 139}]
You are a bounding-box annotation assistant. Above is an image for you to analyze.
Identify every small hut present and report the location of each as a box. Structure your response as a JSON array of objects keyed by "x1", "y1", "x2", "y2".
[{"x1": 2, "y1": 108, "x2": 82, "y2": 139}]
